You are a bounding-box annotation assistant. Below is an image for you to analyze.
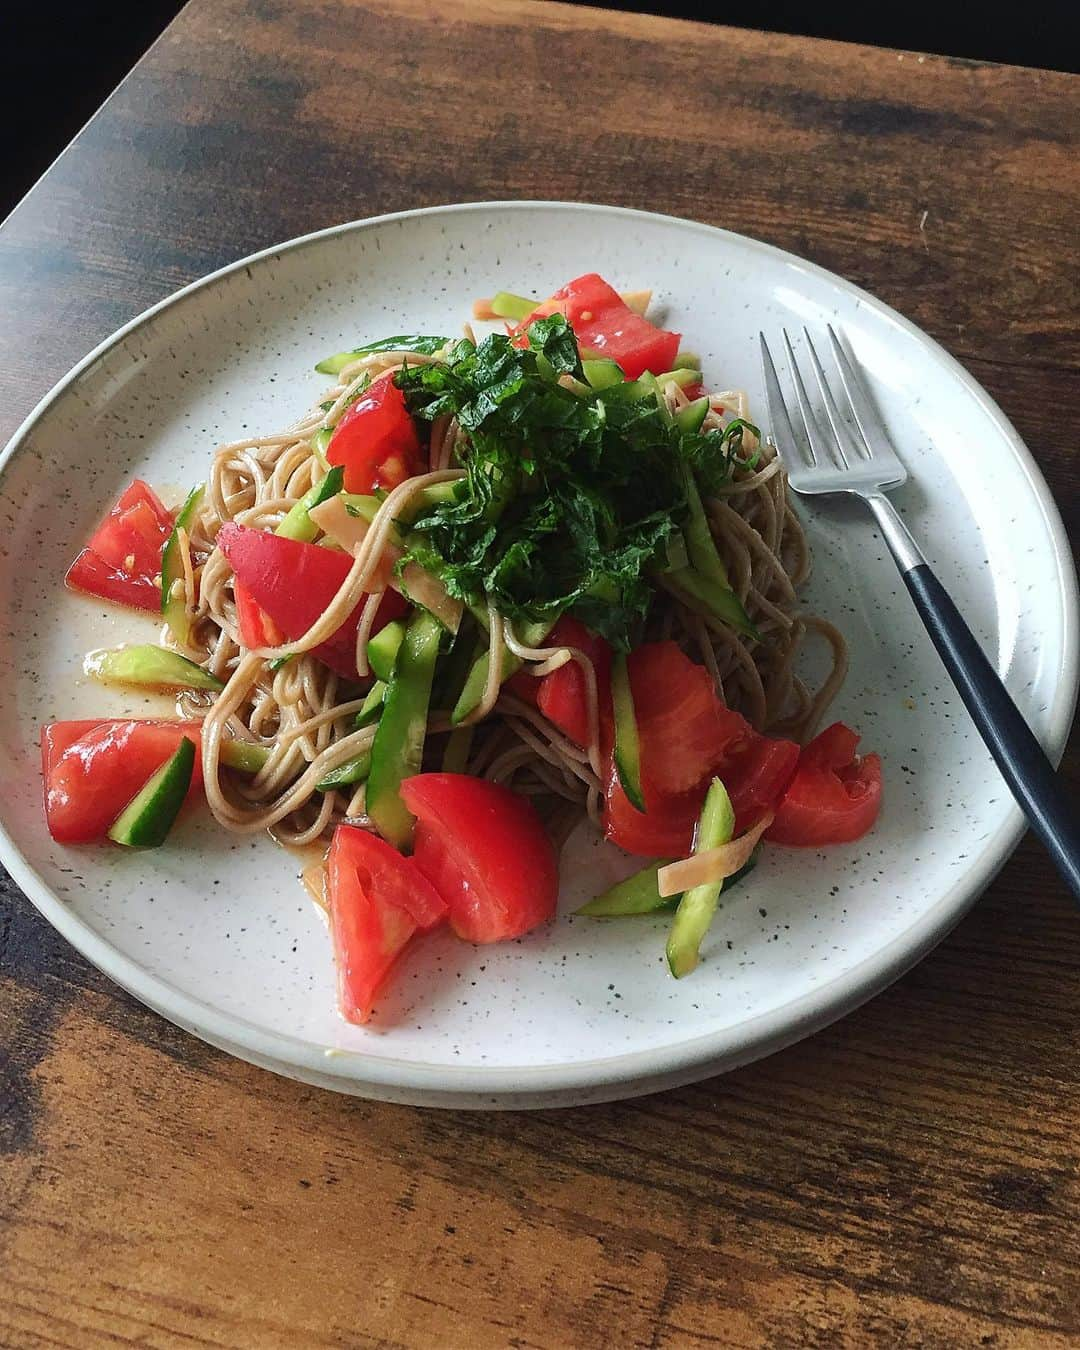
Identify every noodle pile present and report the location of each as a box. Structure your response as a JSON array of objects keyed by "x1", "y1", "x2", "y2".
[{"x1": 164, "y1": 338, "x2": 847, "y2": 848}]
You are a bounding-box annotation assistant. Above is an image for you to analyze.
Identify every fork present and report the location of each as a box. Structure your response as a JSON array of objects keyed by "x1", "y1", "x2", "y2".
[{"x1": 760, "y1": 326, "x2": 1080, "y2": 902}]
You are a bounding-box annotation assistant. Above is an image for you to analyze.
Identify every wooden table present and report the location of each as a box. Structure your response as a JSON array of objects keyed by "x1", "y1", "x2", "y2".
[{"x1": 1, "y1": 3, "x2": 1077, "y2": 1344}]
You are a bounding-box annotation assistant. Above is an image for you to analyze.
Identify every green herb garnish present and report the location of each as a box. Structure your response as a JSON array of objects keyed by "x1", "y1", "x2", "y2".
[{"x1": 395, "y1": 315, "x2": 755, "y2": 650}]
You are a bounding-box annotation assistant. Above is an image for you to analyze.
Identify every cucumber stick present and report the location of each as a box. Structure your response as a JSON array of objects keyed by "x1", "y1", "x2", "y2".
[
  {"x1": 316, "y1": 750, "x2": 372, "y2": 792},
  {"x1": 311, "y1": 426, "x2": 333, "y2": 464},
  {"x1": 340, "y1": 481, "x2": 458, "y2": 529},
  {"x1": 671, "y1": 567, "x2": 757, "y2": 639},
  {"x1": 654, "y1": 367, "x2": 703, "y2": 389},
  {"x1": 680, "y1": 464, "x2": 731, "y2": 589},
  {"x1": 451, "y1": 618, "x2": 552, "y2": 725},
  {"x1": 276, "y1": 466, "x2": 344, "y2": 543},
  {"x1": 577, "y1": 862, "x2": 675, "y2": 916},
  {"x1": 314, "y1": 335, "x2": 449, "y2": 376},
  {"x1": 160, "y1": 485, "x2": 204, "y2": 646},
  {"x1": 86, "y1": 645, "x2": 223, "y2": 692},
  {"x1": 452, "y1": 644, "x2": 520, "y2": 725},
  {"x1": 107, "y1": 738, "x2": 195, "y2": 849},
  {"x1": 432, "y1": 621, "x2": 481, "y2": 713},
  {"x1": 674, "y1": 396, "x2": 710, "y2": 434},
  {"x1": 671, "y1": 462, "x2": 756, "y2": 636},
  {"x1": 611, "y1": 652, "x2": 645, "y2": 811},
  {"x1": 219, "y1": 740, "x2": 270, "y2": 774},
  {"x1": 665, "y1": 778, "x2": 736, "y2": 978},
  {"x1": 579, "y1": 849, "x2": 759, "y2": 918},
  {"x1": 366, "y1": 610, "x2": 442, "y2": 848},
  {"x1": 355, "y1": 680, "x2": 387, "y2": 727},
  {"x1": 488, "y1": 292, "x2": 537, "y2": 322},
  {"x1": 581, "y1": 358, "x2": 624, "y2": 391},
  {"x1": 367, "y1": 620, "x2": 407, "y2": 682}
]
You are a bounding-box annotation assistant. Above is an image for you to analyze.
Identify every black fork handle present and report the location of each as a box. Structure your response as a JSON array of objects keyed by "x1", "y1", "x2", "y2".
[{"x1": 866, "y1": 494, "x2": 1080, "y2": 903}]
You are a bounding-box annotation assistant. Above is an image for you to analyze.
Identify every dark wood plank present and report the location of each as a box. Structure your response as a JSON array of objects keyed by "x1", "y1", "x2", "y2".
[{"x1": 0, "y1": 2, "x2": 1077, "y2": 1345}]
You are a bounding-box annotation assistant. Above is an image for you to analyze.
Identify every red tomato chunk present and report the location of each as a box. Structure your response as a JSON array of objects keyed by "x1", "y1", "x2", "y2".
[
  {"x1": 327, "y1": 824, "x2": 448, "y2": 1024},
  {"x1": 535, "y1": 616, "x2": 613, "y2": 750},
  {"x1": 65, "y1": 479, "x2": 175, "y2": 612},
  {"x1": 603, "y1": 764, "x2": 703, "y2": 859},
  {"x1": 42, "y1": 719, "x2": 204, "y2": 843},
  {"x1": 514, "y1": 273, "x2": 680, "y2": 380},
  {"x1": 325, "y1": 377, "x2": 424, "y2": 494},
  {"x1": 218, "y1": 523, "x2": 408, "y2": 679},
  {"x1": 767, "y1": 722, "x2": 882, "y2": 847},
  {"x1": 601, "y1": 642, "x2": 800, "y2": 856},
  {"x1": 401, "y1": 774, "x2": 558, "y2": 943}
]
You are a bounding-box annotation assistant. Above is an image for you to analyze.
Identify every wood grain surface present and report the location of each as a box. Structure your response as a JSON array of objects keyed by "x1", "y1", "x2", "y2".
[{"x1": 1, "y1": 3, "x2": 1077, "y2": 1345}]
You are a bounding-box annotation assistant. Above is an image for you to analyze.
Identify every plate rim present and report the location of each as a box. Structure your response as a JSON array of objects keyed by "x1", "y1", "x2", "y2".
[{"x1": 1, "y1": 199, "x2": 1076, "y2": 1103}]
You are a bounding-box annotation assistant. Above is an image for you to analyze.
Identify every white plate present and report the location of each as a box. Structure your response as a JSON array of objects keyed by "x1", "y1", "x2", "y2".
[{"x1": 1, "y1": 202, "x2": 1075, "y2": 1109}]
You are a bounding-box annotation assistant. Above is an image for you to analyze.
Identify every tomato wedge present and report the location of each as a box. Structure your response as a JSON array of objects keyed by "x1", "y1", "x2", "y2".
[
  {"x1": 627, "y1": 642, "x2": 748, "y2": 796},
  {"x1": 601, "y1": 642, "x2": 802, "y2": 855},
  {"x1": 218, "y1": 523, "x2": 409, "y2": 678},
  {"x1": 42, "y1": 719, "x2": 204, "y2": 843},
  {"x1": 513, "y1": 274, "x2": 680, "y2": 379},
  {"x1": 722, "y1": 734, "x2": 800, "y2": 836},
  {"x1": 65, "y1": 479, "x2": 175, "y2": 612},
  {"x1": 602, "y1": 763, "x2": 702, "y2": 858},
  {"x1": 327, "y1": 825, "x2": 447, "y2": 1024},
  {"x1": 535, "y1": 617, "x2": 613, "y2": 749},
  {"x1": 400, "y1": 774, "x2": 558, "y2": 943},
  {"x1": 767, "y1": 722, "x2": 882, "y2": 847},
  {"x1": 325, "y1": 377, "x2": 424, "y2": 494}
]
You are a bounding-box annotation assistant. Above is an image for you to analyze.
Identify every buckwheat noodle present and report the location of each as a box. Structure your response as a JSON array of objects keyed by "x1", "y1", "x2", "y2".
[{"x1": 163, "y1": 336, "x2": 847, "y2": 848}]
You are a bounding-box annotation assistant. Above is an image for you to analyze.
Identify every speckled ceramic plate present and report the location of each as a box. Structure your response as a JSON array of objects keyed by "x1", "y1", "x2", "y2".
[{"x1": 0, "y1": 202, "x2": 1075, "y2": 1108}]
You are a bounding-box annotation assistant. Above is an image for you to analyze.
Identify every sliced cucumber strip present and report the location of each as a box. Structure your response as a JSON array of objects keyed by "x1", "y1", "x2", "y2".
[
  {"x1": 367, "y1": 620, "x2": 407, "y2": 683},
  {"x1": 674, "y1": 395, "x2": 710, "y2": 434},
  {"x1": 611, "y1": 652, "x2": 645, "y2": 811},
  {"x1": 160, "y1": 484, "x2": 204, "y2": 646},
  {"x1": 341, "y1": 481, "x2": 458, "y2": 530},
  {"x1": 665, "y1": 779, "x2": 736, "y2": 978},
  {"x1": 670, "y1": 567, "x2": 757, "y2": 639},
  {"x1": 451, "y1": 618, "x2": 552, "y2": 725},
  {"x1": 654, "y1": 367, "x2": 702, "y2": 389},
  {"x1": 366, "y1": 610, "x2": 442, "y2": 848},
  {"x1": 680, "y1": 464, "x2": 730, "y2": 587},
  {"x1": 311, "y1": 426, "x2": 334, "y2": 464},
  {"x1": 488, "y1": 292, "x2": 537, "y2": 322},
  {"x1": 577, "y1": 862, "x2": 674, "y2": 916},
  {"x1": 85, "y1": 645, "x2": 224, "y2": 692},
  {"x1": 107, "y1": 737, "x2": 195, "y2": 849},
  {"x1": 219, "y1": 740, "x2": 271, "y2": 774},
  {"x1": 315, "y1": 335, "x2": 449, "y2": 375},
  {"x1": 582, "y1": 358, "x2": 625, "y2": 391},
  {"x1": 276, "y1": 465, "x2": 344, "y2": 543},
  {"x1": 355, "y1": 680, "x2": 387, "y2": 728},
  {"x1": 316, "y1": 750, "x2": 372, "y2": 792},
  {"x1": 578, "y1": 849, "x2": 759, "y2": 918}
]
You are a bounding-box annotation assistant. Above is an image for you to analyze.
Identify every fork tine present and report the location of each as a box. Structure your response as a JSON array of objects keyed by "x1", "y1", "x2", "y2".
[
  {"x1": 826, "y1": 325, "x2": 899, "y2": 460},
  {"x1": 782, "y1": 329, "x2": 843, "y2": 469},
  {"x1": 759, "y1": 333, "x2": 815, "y2": 468},
  {"x1": 801, "y1": 327, "x2": 863, "y2": 466}
]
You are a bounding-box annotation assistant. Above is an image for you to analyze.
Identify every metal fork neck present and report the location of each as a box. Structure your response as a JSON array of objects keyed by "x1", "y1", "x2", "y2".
[{"x1": 865, "y1": 493, "x2": 926, "y2": 574}]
